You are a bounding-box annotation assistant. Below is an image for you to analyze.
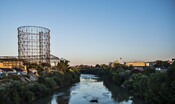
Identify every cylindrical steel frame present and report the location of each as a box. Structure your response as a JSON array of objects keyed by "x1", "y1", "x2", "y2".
[{"x1": 18, "y1": 26, "x2": 50, "y2": 64}]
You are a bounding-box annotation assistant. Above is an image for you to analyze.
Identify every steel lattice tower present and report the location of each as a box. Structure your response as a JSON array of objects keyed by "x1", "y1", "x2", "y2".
[{"x1": 18, "y1": 26, "x2": 50, "y2": 64}]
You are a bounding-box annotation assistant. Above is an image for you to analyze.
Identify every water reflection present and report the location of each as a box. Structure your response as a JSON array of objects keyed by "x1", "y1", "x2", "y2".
[
  {"x1": 32, "y1": 74, "x2": 144, "y2": 104},
  {"x1": 104, "y1": 82, "x2": 144, "y2": 104},
  {"x1": 32, "y1": 85, "x2": 72, "y2": 104},
  {"x1": 104, "y1": 82, "x2": 130, "y2": 103}
]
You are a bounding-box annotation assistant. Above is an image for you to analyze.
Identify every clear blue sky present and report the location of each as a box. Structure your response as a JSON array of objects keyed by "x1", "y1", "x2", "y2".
[{"x1": 0, "y1": 0, "x2": 175, "y2": 65}]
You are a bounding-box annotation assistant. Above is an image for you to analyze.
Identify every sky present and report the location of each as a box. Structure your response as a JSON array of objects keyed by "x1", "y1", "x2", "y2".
[{"x1": 0, "y1": 0, "x2": 175, "y2": 65}]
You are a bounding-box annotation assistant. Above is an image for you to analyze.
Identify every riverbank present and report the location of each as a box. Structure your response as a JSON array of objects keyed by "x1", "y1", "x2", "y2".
[
  {"x1": 0, "y1": 69, "x2": 80, "y2": 104},
  {"x1": 32, "y1": 74, "x2": 143, "y2": 104},
  {"x1": 80, "y1": 62, "x2": 175, "y2": 104}
]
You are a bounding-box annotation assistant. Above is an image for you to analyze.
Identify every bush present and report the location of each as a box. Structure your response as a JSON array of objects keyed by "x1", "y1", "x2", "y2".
[
  {"x1": 27, "y1": 82, "x2": 50, "y2": 98},
  {"x1": 23, "y1": 90, "x2": 35, "y2": 103},
  {"x1": 0, "y1": 81, "x2": 26, "y2": 104},
  {"x1": 38, "y1": 77, "x2": 57, "y2": 89},
  {"x1": 145, "y1": 72, "x2": 167, "y2": 103},
  {"x1": 0, "y1": 68, "x2": 80, "y2": 104}
]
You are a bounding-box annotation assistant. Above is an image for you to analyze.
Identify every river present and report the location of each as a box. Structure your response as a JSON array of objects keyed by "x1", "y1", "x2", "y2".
[{"x1": 32, "y1": 74, "x2": 144, "y2": 104}]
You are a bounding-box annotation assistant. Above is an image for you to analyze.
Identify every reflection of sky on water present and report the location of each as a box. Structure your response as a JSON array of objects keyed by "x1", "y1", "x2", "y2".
[
  {"x1": 32, "y1": 74, "x2": 144, "y2": 104},
  {"x1": 68, "y1": 74, "x2": 133, "y2": 104}
]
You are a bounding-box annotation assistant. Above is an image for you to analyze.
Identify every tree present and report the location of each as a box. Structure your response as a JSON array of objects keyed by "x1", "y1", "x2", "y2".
[
  {"x1": 41, "y1": 63, "x2": 51, "y2": 68},
  {"x1": 95, "y1": 64, "x2": 101, "y2": 69},
  {"x1": 154, "y1": 60, "x2": 170, "y2": 68},
  {"x1": 146, "y1": 72, "x2": 167, "y2": 103},
  {"x1": 167, "y1": 61, "x2": 175, "y2": 82},
  {"x1": 143, "y1": 67, "x2": 155, "y2": 76},
  {"x1": 41, "y1": 63, "x2": 51, "y2": 73},
  {"x1": 101, "y1": 64, "x2": 109, "y2": 69},
  {"x1": 129, "y1": 65, "x2": 133, "y2": 70},
  {"x1": 57, "y1": 59, "x2": 70, "y2": 71},
  {"x1": 113, "y1": 63, "x2": 129, "y2": 70}
]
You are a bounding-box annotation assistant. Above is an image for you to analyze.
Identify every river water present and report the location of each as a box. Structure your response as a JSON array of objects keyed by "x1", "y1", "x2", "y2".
[{"x1": 33, "y1": 74, "x2": 144, "y2": 104}]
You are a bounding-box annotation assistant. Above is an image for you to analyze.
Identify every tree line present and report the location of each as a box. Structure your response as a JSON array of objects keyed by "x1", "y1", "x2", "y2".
[
  {"x1": 0, "y1": 59, "x2": 80, "y2": 104},
  {"x1": 79, "y1": 61, "x2": 175, "y2": 104}
]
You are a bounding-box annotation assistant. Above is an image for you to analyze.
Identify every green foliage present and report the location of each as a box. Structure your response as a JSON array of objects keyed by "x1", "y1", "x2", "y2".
[
  {"x1": 125, "y1": 63, "x2": 175, "y2": 103},
  {"x1": 38, "y1": 77, "x2": 57, "y2": 89},
  {"x1": 27, "y1": 82, "x2": 50, "y2": 97},
  {"x1": 145, "y1": 72, "x2": 167, "y2": 103},
  {"x1": 25, "y1": 62, "x2": 44, "y2": 75},
  {"x1": 143, "y1": 67, "x2": 155, "y2": 75},
  {"x1": 57, "y1": 59, "x2": 70, "y2": 71},
  {"x1": 0, "y1": 66, "x2": 80, "y2": 104},
  {"x1": 24, "y1": 91, "x2": 35, "y2": 102},
  {"x1": 25, "y1": 62, "x2": 52, "y2": 75},
  {"x1": 41, "y1": 63, "x2": 51, "y2": 68},
  {"x1": 52, "y1": 72, "x2": 65, "y2": 86},
  {"x1": 128, "y1": 65, "x2": 133, "y2": 70},
  {"x1": 113, "y1": 63, "x2": 128, "y2": 70},
  {"x1": 0, "y1": 81, "x2": 28, "y2": 104},
  {"x1": 167, "y1": 61, "x2": 175, "y2": 81},
  {"x1": 95, "y1": 64, "x2": 101, "y2": 68},
  {"x1": 28, "y1": 63, "x2": 38, "y2": 69},
  {"x1": 169, "y1": 80, "x2": 175, "y2": 103},
  {"x1": 154, "y1": 60, "x2": 170, "y2": 68},
  {"x1": 80, "y1": 62, "x2": 175, "y2": 103},
  {"x1": 101, "y1": 64, "x2": 110, "y2": 69}
]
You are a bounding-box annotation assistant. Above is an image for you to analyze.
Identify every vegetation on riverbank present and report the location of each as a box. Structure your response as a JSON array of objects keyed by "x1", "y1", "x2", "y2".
[
  {"x1": 80, "y1": 61, "x2": 175, "y2": 104},
  {"x1": 0, "y1": 59, "x2": 80, "y2": 104}
]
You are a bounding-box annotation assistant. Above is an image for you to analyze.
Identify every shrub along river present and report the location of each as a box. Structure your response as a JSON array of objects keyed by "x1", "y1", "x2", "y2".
[{"x1": 32, "y1": 74, "x2": 144, "y2": 104}]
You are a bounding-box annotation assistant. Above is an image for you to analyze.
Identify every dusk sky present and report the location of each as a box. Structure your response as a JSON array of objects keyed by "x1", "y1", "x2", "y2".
[{"x1": 0, "y1": 0, "x2": 175, "y2": 65}]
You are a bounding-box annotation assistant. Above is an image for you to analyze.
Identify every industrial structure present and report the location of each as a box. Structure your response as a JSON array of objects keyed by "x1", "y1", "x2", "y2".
[
  {"x1": 18, "y1": 26, "x2": 51, "y2": 64},
  {"x1": 0, "y1": 26, "x2": 60, "y2": 71}
]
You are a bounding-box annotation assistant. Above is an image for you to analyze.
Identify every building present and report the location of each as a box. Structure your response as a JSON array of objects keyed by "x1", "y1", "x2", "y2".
[
  {"x1": 166, "y1": 60, "x2": 174, "y2": 64},
  {"x1": 0, "y1": 60, "x2": 23, "y2": 68},
  {"x1": 147, "y1": 62, "x2": 155, "y2": 67},
  {"x1": 0, "y1": 58, "x2": 27, "y2": 76},
  {"x1": 125, "y1": 61, "x2": 150, "y2": 70},
  {"x1": 125, "y1": 61, "x2": 150, "y2": 66},
  {"x1": 109, "y1": 59, "x2": 123, "y2": 67},
  {"x1": 0, "y1": 58, "x2": 26, "y2": 70}
]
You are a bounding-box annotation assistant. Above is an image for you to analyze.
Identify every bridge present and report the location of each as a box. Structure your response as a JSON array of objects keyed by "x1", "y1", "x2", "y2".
[{"x1": 79, "y1": 68, "x2": 104, "y2": 75}]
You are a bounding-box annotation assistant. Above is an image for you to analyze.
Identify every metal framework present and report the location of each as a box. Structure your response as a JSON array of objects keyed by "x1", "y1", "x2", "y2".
[{"x1": 18, "y1": 26, "x2": 50, "y2": 64}]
